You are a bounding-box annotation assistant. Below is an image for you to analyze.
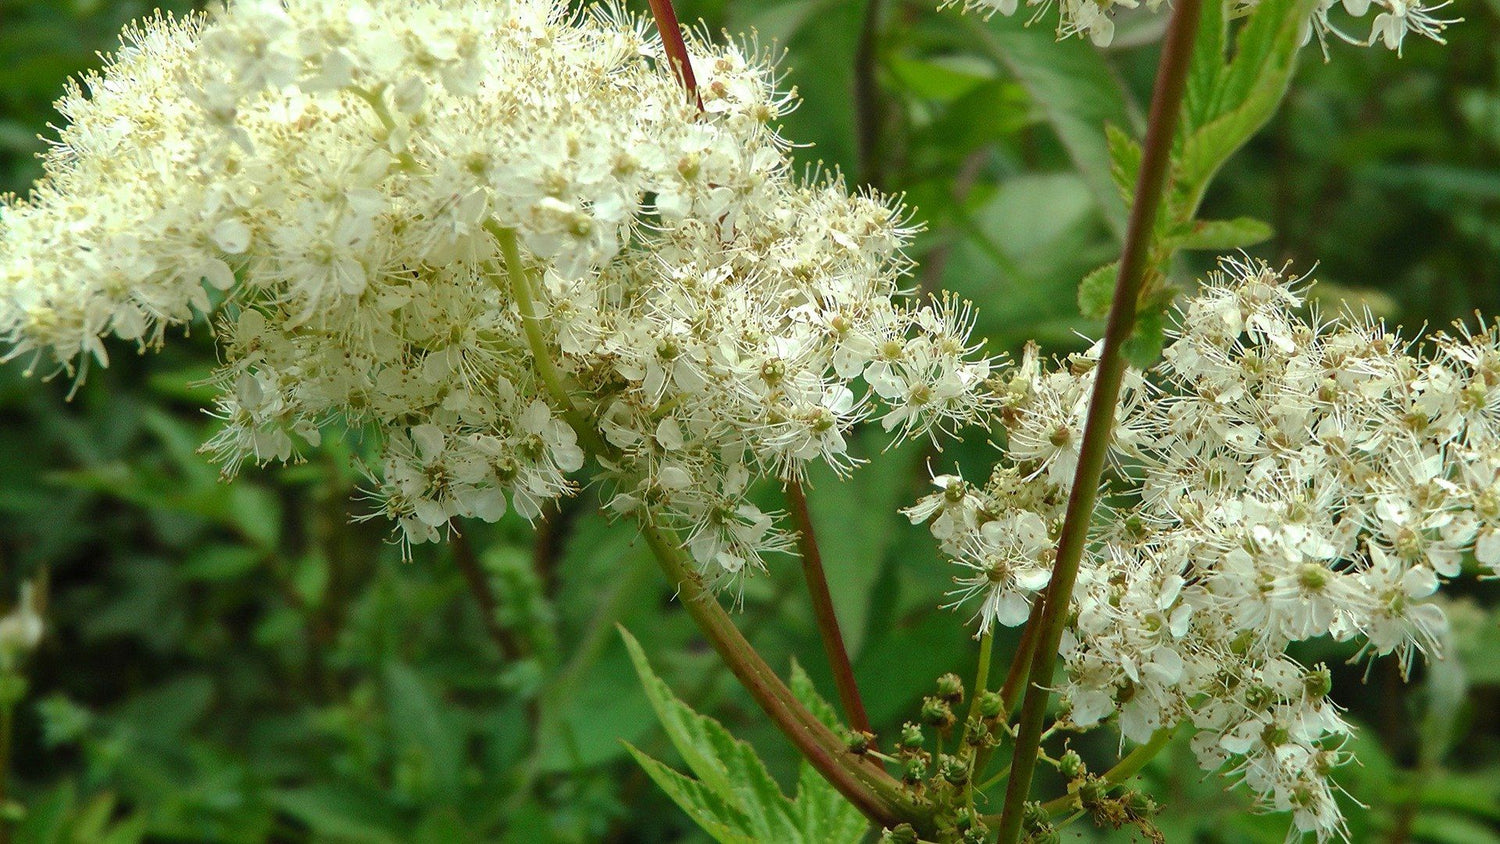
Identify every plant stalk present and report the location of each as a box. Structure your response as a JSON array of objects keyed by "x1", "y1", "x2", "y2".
[
  {"x1": 991, "y1": 0, "x2": 1204, "y2": 840},
  {"x1": 786, "y1": 481, "x2": 872, "y2": 735},
  {"x1": 640, "y1": 522, "x2": 925, "y2": 830},
  {"x1": 1037, "y1": 726, "x2": 1177, "y2": 815},
  {"x1": 959, "y1": 629, "x2": 994, "y2": 753},
  {"x1": 645, "y1": 0, "x2": 702, "y2": 108},
  {"x1": 971, "y1": 594, "x2": 1044, "y2": 783},
  {"x1": 491, "y1": 217, "x2": 929, "y2": 833}
]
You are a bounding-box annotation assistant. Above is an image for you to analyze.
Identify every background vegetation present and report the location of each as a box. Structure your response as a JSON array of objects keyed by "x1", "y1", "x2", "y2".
[{"x1": 0, "y1": 0, "x2": 1497, "y2": 841}]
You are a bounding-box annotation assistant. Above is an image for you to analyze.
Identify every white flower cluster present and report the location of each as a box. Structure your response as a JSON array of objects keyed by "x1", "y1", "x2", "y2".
[
  {"x1": 909, "y1": 257, "x2": 1500, "y2": 840},
  {"x1": 947, "y1": 0, "x2": 1458, "y2": 53},
  {"x1": 0, "y1": 0, "x2": 997, "y2": 577}
]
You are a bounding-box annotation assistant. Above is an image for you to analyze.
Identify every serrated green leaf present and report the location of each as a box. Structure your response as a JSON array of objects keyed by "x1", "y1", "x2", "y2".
[
  {"x1": 620, "y1": 628, "x2": 802, "y2": 842},
  {"x1": 784, "y1": 661, "x2": 870, "y2": 841},
  {"x1": 1107, "y1": 122, "x2": 1142, "y2": 207},
  {"x1": 787, "y1": 660, "x2": 842, "y2": 732},
  {"x1": 1078, "y1": 261, "x2": 1120, "y2": 319},
  {"x1": 1175, "y1": 0, "x2": 1314, "y2": 212},
  {"x1": 1125, "y1": 307, "x2": 1168, "y2": 370},
  {"x1": 1172, "y1": 216, "x2": 1273, "y2": 250},
  {"x1": 623, "y1": 744, "x2": 759, "y2": 844},
  {"x1": 1183, "y1": 0, "x2": 1230, "y2": 133},
  {"x1": 792, "y1": 759, "x2": 871, "y2": 844}
]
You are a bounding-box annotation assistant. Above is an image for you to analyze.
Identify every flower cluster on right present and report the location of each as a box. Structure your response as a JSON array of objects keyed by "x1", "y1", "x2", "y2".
[
  {"x1": 950, "y1": 0, "x2": 1458, "y2": 53},
  {"x1": 911, "y1": 257, "x2": 1499, "y2": 840}
]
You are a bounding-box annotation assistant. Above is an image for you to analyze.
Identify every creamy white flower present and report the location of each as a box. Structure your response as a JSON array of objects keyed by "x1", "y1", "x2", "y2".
[
  {"x1": 2, "y1": 0, "x2": 997, "y2": 573},
  {"x1": 918, "y1": 256, "x2": 1500, "y2": 842},
  {"x1": 943, "y1": 0, "x2": 1459, "y2": 56}
]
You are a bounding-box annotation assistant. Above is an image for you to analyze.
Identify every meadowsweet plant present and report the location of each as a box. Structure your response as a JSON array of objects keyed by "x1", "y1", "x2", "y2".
[
  {"x1": 913, "y1": 255, "x2": 1500, "y2": 838},
  {"x1": 0, "y1": 0, "x2": 994, "y2": 577},
  {"x1": 0, "y1": 0, "x2": 1489, "y2": 841}
]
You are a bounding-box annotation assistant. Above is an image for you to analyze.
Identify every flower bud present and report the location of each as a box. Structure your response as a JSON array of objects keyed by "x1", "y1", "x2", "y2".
[{"x1": 936, "y1": 672, "x2": 964, "y2": 704}]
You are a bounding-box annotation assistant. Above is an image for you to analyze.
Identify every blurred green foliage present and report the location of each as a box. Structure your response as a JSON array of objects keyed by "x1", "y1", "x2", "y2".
[{"x1": 0, "y1": 0, "x2": 1497, "y2": 842}]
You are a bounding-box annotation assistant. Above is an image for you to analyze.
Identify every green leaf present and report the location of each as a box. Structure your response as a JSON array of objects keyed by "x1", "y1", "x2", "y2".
[
  {"x1": 1124, "y1": 306, "x2": 1169, "y2": 370},
  {"x1": 787, "y1": 660, "x2": 841, "y2": 731},
  {"x1": 924, "y1": 80, "x2": 1035, "y2": 156},
  {"x1": 620, "y1": 628, "x2": 809, "y2": 843},
  {"x1": 178, "y1": 545, "x2": 262, "y2": 581},
  {"x1": 271, "y1": 785, "x2": 405, "y2": 844},
  {"x1": 14, "y1": 781, "x2": 74, "y2": 844},
  {"x1": 1175, "y1": 0, "x2": 1314, "y2": 214},
  {"x1": 969, "y1": 15, "x2": 1139, "y2": 241},
  {"x1": 622, "y1": 745, "x2": 759, "y2": 844},
  {"x1": 786, "y1": 662, "x2": 869, "y2": 843},
  {"x1": 887, "y1": 54, "x2": 995, "y2": 102},
  {"x1": 1171, "y1": 216, "x2": 1273, "y2": 251},
  {"x1": 383, "y1": 663, "x2": 465, "y2": 804},
  {"x1": 1419, "y1": 773, "x2": 1500, "y2": 822},
  {"x1": 1409, "y1": 812, "x2": 1500, "y2": 844},
  {"x1": 1078, "y1": 261, "x2": 1120, "y2": 319},
  {"x1": 1107, "y1": 122, "x2": 1142, "y2": 207}
]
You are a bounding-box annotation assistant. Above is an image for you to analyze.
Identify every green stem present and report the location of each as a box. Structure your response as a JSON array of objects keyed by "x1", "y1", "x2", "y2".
[
  {"x1": 640, "y1": 522, "x2": 926, "y2": 831},
  {"x1": 991, "y1": 0, "x2": 1204, "y2": 840},
  {"x1": 975, "y1": 702, "x2": 1177, "y2": 827},
  {"x1": 971, "y1": 596, "x2": 1044, "y2": 783},
  {"x1": 1038, "y1": 726, "x2": 1177, "y2": 815},
  {"x1": 959, "y1": 630, "x2": 994, "y2": 752},
  {"x1": 786, "y1": 481, "x2": 871, "y2": 735},
  {"x1": 485, "y1": 221, "x2": 610, "y2": 456},
  {"x1": 348, "y1": 85, "x2": 420, "y2": 171}
]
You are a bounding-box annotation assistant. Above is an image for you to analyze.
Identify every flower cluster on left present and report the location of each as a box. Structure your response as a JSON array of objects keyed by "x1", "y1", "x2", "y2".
[{"x1": 0, "y1": 0, "x2": 996, "y2": 575}]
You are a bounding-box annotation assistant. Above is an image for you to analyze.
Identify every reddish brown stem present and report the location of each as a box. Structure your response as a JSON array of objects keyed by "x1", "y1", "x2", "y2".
[
  {"x1": 993, "y1": 0, "x2": 1205, "y2": 839},
  {"x1": 640, "y1": 523, "x2": 929, "y2": 831},
  {"x1": 646, "y1": 0, "x2": 702, "y2": 108},
  {"x1": 786, "y1": 481, "x2": 872, "y2": 735}
]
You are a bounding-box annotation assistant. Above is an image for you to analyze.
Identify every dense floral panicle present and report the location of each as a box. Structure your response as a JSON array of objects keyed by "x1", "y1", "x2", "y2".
[
  {"x1": 1, "y1": 0, "x2": 997, "y2": 573},
  {"x1": 910, "y1": 256, "x2": 1500, "y2": 840},
  {"x1": 944, "y1": 0, "x2": 1458, "y2": 53}
]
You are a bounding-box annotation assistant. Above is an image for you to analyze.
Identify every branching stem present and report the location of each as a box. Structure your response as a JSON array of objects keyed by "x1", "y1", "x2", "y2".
[
  {"x1": 992, "y1": 0, "x2": 1204, "y2": 839},
  {"x1": 491, "y1": 213, "x2": 930, "y2": 833},
  {"x1": 640, "y1": 522, "x2": 924, "y2": 830},
  {"x1": 959, "y1": 629, "x2": 994, "y2": 753},
  {"x1": 1038, "y1": 726, "x2": 1177, "y2": 815}
]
